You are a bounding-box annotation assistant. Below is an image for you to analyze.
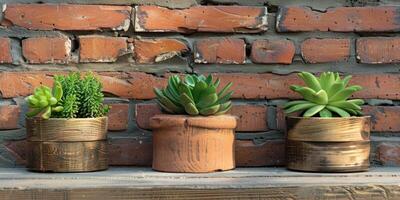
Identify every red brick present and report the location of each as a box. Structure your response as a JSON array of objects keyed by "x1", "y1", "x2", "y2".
[
  {"x1": 135, "y1": 103, "x2": 267, "y2": 132},
  {"x1": 228, "y1": 104, "x2": 268, "y2": 132},
  {"x1": 0, "y1": 71, "x2": 167, "y2": 99},
  {"x1": 277, "y1": 6, "x2": 400, "y2": 32},
  {"x1": 108, "y1": 137, "x2": 152, "y2": 166},
  {"x1": 4, "y1": 4, "x2": 131, "y2": 31},
  {"x1": 363, "y1": 106, "x2": 400, "y2": 132},
  {"x1": 79, "y1": 36, "x2": 127, "y2": 63},
  {"x1": 22, "y1": 37, "x2": 71, "y2": 64},
  {"x1": 376, "y1": 143, "x2": 400, "y2": 166},
  {"x1": 194, "y1": 38, "x2": 245, "y2": 64},
  {"x1": 357, "y1": 37, "x2": 400, "y2": 64},
  {"x1": 0, "y1": 105, "x2": 20, "y2": 130},
  {"x1": 235, "y1": 140, "x2": 285, "y2": 167},
  {"x1": 134, "y1": 39, "x2": 188, "y2": 64},
  {"x1": 276, "y1": 106, "x2": 286, "y2": 131},
  {"x1": 135, "y1": 103, "x2": 162, "y2": 130},
  {"x1": 301, "y1": 38, "x2": 350, "y2": 63},
  {"x1": 2, "y1": 72, "x2": 400, "y2": 101},
  {"x1": 0, "y1": 38, "x2": 13, "y2": 63},
  {"x1": 135, "y1": 6, "x2": 267, "y2": 33},
  {"x1": 4, "y1": 139, "x2": 27, "y2": 165},
  {"x1": 250, "y1": 39, "x2": 295, "y2": 64},
  {"x1": 107, "y1": 103, "x2": 129, "y2": 131}
]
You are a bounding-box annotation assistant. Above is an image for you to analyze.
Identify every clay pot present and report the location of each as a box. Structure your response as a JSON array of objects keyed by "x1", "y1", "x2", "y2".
[
  {"x1": 286, "y1": 116, "x2": 371, "y2": 172},
  {"x1": 150, "y1": 114, "x2": 237, "y2": 173},
  {"x1": 26, "y1": 117, "x2": 108, "y2": 172}
]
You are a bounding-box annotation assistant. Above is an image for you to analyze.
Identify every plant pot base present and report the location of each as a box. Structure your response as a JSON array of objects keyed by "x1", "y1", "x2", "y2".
[{"x1": 150, "y1": 114, "x2": 237, "y2": 173}]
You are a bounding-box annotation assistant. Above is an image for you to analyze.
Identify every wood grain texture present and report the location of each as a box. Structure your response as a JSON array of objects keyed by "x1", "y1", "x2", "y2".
[
  {"x1": 27, "y1": 141, "x2": 108, "y2": 172},
  {"x1": 26, "y1": 117, "x2": 108, "y2": 141},
  {"x1": 0, "y1": 167, "x2": 400, "y2": 200},
  {"x1": 287, "y1": 116, "x2": 370, "y2": 142},
  {"x1": 149, "y1": 114, "x2": 237, "y2": 129},
  {"x1": 26, "y1": 117, "x2": 108, "y2": 172},
  {"x1": 151, "y1": 115, "x2": 236, "y2": 173},
  {"x1": 286, "y1": 117, "x2": 371, "y2": 172}
]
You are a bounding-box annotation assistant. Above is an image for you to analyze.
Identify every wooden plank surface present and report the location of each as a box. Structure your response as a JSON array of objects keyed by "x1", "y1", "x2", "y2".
[{"x1": 0, "y1": 167, "x2": 400, "y2": 199}]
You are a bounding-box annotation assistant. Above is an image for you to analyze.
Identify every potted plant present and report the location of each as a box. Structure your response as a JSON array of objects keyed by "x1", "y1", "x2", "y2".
[
  {"x1": 25, "y1": 72, "x2": 110, "y2": 172},
  {"x1": 150, "y1": 74, "x2": 236, "y2": 173},
  {"x1": 284, "y1": 72, "x2": 371, "y2": 172}
]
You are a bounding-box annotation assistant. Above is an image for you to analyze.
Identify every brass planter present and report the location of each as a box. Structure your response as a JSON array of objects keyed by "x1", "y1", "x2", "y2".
[
  {"x1": 150, "y1": 114, "x2": 237, "y2": 173},
  {"x1": 26, "y1": 117, "x2": 108, "y2": 172},
  {"x1": 286, "y1": 116, "x2": 371, "y2": 172}
]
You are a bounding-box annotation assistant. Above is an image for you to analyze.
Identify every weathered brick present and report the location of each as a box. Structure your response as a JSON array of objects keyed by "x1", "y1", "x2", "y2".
[
  {"x1": 0, "y1": 72, "x2": 166, "y2": 99},
  {"x1": 229, "y1": 104, "x2": 268, "y2": 132},
  {"x1": 276, "y1": 106, "x2": 286, "y2": 131},
  {"x1": 107, "y1": 103, "x2": 129, "y2": 131},
  {"x1": 356, "y1": 37, "x2": 400, "y2": 64},
  {"x1": 79, "y1": 36, "x2": 127, "y2": 63},
  {"x1": 135, "y1": 103, "x2": 267, "y2": 132},
  {"x1": 4, "y1": 4, "x2": 131, "y2": 31},
  {"x1": 363, "y1": 106, "x2": 400, "y2": 132},
  {"x1": 22, "y1": 37, "x2": 71, "y2": 64},
  {"x1": 250, "y1": 39, "x2": 295, "y2": 64},
  {"x1": 0, "y1": 38, "x2": 13, "y2": 63},
  {"x1": 301, "y1": 38, "x2": 350, "y2": 63},
  {"x1": 0, "y1": 105, "x2": 20, "y2": 130},
  {"x1": 194, "y1": 38, "x2": 245, "y2": 64},
  {"x1": 376, "y1": 143, "x2": 400, "y2": 166},
  {"x1": 134, "y1": 38, "x2": 188, "y2": 64},
  {"x1": 108, "y1": 137, "x2": 152, "y2": 166},
  {"x1": 135, "y1": 103, "x2": 162, "y2": 130},
  {"x1": 277, "y1": 6, "x2": 400, "y2": 32},
  {"x1": 4, "y1": 139, "x2": 27, "y2": 165},
  {"x1": 135, "y1": 6, "x2": 267, "y2": 33},
  {"x1": 2, "y1": 72, "x2": 400, "y2": 101},
  {"x1": 235, "y1": 140, "x2": 285, "y2": 167}
]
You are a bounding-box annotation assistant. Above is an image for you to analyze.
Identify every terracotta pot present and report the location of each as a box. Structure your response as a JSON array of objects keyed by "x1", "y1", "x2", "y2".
[
  {"x1": 26, "y1": 117, "x2": 108, "y2": 172},
  {"x1": 286, "y1": 116, "x2": 371, "y2": 172},
  {"x1": 150, "y1": 114, "x2": 237, "y2": 173}
]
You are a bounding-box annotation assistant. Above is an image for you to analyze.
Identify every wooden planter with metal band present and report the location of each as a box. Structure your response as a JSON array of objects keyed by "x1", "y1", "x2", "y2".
[
  {"x1": 150, "y1": 114, "x2": 237, "y2": 173},
  {"x1": 26, "y1": 117, "x2": 108, "y2": 172},
  {"x1": 286, "y1": 116, "x2": 371, "y2": 172}
]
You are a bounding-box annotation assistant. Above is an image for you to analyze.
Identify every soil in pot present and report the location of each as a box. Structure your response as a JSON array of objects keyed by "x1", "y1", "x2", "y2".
[
  {"x1": 286, "y1": 116, "x2": 371, "y2": 172},
  {"x1": 150, "y1": 114, "x2": 237, "y2": 173},
  {"x1": 26, "y1": 117, "x2": 108, "y2": 172}
]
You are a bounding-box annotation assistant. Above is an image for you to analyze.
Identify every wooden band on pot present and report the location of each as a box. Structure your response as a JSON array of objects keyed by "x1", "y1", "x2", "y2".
[
  {"x1": 286, "y1": 140, "x2": 370, "y2": 172},
  {"x1": 27, "y1": 140, "x2": 108, "y2": 172},
  {"x1": 26, "y1": 117, "x2": 108, "y2": 142},
  {"x1": 286, "y1": 116, "x2": 370, "y2": 142},
  {"x1": 150, "y1": 114, "x2": 237, "y2": 129}
]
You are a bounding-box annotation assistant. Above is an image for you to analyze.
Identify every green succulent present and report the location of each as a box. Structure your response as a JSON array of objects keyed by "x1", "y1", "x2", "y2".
[
  {"x1": 284, "y1": 71, "x2": 364, "y2": 117},
  {"x1": 25, "y1": 81, "x2": 64, "y2": 119},
  {"x1": 154, "y1": 74, "x2": 233, "y2": 116}
]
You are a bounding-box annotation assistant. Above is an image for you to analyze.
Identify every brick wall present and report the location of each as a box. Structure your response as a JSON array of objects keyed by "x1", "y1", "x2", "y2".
[{"x1": 1, "y1": 0, "x2": 400, "y2": 168}]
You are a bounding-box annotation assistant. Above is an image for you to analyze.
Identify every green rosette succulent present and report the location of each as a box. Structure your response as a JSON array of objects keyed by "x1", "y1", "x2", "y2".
[
  {"x1": 154, "y1": 74, "x2": 233, "y2": 116},
  {"x1": 25, "y1": 81, "x2": 64, "y2": 119},
  {"x1": 284, "y1": 71, "x2": 364, "y2": 117}
]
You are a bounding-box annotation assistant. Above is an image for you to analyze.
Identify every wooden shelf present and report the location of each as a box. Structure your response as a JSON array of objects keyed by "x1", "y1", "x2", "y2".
[{"x1": 1, "y1": 167, "x2": 400, "y2": 199}]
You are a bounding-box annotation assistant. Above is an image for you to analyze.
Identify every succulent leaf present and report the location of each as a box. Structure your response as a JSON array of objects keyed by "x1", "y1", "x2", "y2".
[
  {"x1": 154, "y1": 74, "x2": 233, "y2": 116},
  {"x1": 284, "y1": 72, "x2": 363, "y2": 117}
]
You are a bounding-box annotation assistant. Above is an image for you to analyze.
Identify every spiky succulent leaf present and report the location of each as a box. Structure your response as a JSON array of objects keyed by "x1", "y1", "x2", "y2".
[
  {"x1": 284, "y1": 71, "x2": 364, "y2": 117},
  {"x1": 154, "y1": 74, "x2": 233, "y2": 116}
]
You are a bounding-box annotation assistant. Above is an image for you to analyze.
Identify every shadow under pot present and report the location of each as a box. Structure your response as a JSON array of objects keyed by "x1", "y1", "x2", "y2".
[
  {"x1": 286, "y1": 116, "x2": 371, "y2": 172},
  {"x1": 150, "y1": 114, "x2": 237, "y2": 173},
  {"x1": 26, "y1": 117, "x2": 109, "y2": 172}
]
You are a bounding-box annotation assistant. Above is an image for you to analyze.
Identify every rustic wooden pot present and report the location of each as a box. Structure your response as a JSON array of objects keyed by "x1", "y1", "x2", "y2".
[
  {"x1": 150, "y1": 114, "x2": 237, "y2": 173},
  {"x1": 26, "y1": 117, "x2": 108, "y2": 172},
  {"x1": 286, "y1": 116, "x2": 371, "y2": 172}
]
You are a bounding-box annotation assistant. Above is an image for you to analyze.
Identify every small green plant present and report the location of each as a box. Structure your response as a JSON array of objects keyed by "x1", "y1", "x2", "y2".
[
  {"x1": 284, "y1": 72, "x2": 364, "y2": 117},
  {"x1": 26, "y1": 72, "x2": 109, "y2": 119},
  {"x1": 154, "y1": 74, "x2": 233, "y2": 116},
  {"x1": 25, "y1": 82, "x2": 64, "y2": 119}
]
